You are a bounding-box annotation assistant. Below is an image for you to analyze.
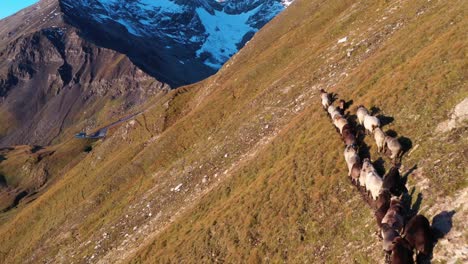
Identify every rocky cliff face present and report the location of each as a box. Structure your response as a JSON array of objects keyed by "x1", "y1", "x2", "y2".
[
  {"x1": 60, "y1": 0, "x2": 291, "y2": 85},
  {"x1": 0, "y1": 0, "x2": 292, "y2": 146},
  {"x1": 0, "y1": 0, "x2": 168, "y2": 147}
]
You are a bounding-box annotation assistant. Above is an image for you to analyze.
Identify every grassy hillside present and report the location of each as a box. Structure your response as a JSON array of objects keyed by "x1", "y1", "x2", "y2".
[{"x1": 0, "y1": 0, "x2": 466, "y2": 263}]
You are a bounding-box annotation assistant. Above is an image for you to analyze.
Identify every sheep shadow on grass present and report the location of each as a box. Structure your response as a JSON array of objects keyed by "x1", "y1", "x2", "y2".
[
  {"x1": 415, "y1": 210, "x2": 456, "y2": 264},
  {"x1": 373, "y1": 157, "x2": 386, "y2": 176},
  {"x1": 358, "y1": 143, "x2": 371, "y2": 160},
  {"x1": 342, "y1": 99, "x2": 354, "y2": 114},
  {"x1": 385, "y1": 129, "x2": 398, "y2": 137},
  {"x1": 346, "y1": 114, "x2": 359, "y2": 127},
  {"x1": 398, "y1": 136, "x2": 413, "y2": 154},
  {"x1": 370, "y1": 106, "x2": 381, "y2": 115},
  {"x1": 401, "y1": 187, "x2": 424, "y2": 221},
  {"x1": 399, "y1": 164, "x2": 417, "y2": 192},
  {"x1": 330, "y1": 93, "x2": 339, "y2": 104},
  {"x1": 432, "y1": 210, "x2": 456, "y2": 241},
  {"x1": 377, "y1": 114, "x2": 395, "y2": 127}
]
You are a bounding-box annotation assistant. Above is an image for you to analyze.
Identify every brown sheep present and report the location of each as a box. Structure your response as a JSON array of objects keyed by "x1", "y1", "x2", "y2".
[
  {"x1": 350, "y1": 162, "x2": 362, "y2": 185},
  {"x1": 375, "y1": 190, "x2": 391, "y2": 227},
  {"x1": 341, "y1": 124, "x2": 356, "y2": 146},
  {"x1": 390, "y1": 237, "x2": 415, "y2": 264},
  {"x1": 382, "y1": 196, "x2": 405, "y2": 232},
  {"x1": 403, "y1": 214, "x2": 433, "y2": 258},
  {"x1": 382, "y1": 223, "x2": 400, "y2": 252},
  {"x1": 382, "y1": 166, "x2": 405, "y2": 196}
]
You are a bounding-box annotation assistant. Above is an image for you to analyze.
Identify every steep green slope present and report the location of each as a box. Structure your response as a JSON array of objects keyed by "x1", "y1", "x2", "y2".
[
  {"x1": 0, "y1": 0, "x2": 466, "y2": 263},
  {"x1": 132, "y1": 0, "x2": 467, "y2": 262}
]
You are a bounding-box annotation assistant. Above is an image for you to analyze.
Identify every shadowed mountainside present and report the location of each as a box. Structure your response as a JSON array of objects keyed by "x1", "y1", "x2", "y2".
[{"x1": 0, "y1": 0, "x2": 169, "y2": 147}]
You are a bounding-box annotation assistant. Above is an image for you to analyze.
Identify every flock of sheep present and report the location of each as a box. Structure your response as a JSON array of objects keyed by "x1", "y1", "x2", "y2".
[{"x1": 320, "y1": 89, "x2": 434, "y2": 264}]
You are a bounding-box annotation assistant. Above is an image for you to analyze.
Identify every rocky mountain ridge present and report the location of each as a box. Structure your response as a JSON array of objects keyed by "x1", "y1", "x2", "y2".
[
  {"x1": 60, "y1": 0, "x2": 293, "y2": 85},
  {"x1": 0, "y1": 0, "x2": 169, "y2": 147},
  {"x1": 0, "y1": 0, "x2": 292, "y2": 147}
]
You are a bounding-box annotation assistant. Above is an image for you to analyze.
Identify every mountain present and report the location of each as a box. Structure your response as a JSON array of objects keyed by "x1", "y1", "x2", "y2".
[
  {"x1": 0, "y1": 0, "x2": 290, "y2": 147},
  {"x1": 60, "y1": 0, "x2": 291, "y2": 85},
  {"x1": 0, "y1": 0, "x2": 466, "y2": 263},
  {"x1": 0, "y1": 0, "x2": 169, "y2": 147}
]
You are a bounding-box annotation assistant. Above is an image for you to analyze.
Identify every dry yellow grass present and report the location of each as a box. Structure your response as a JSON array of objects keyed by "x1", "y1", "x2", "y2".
[{"x1": 0, "y1": 0, "x2": 466, "y2": 263}]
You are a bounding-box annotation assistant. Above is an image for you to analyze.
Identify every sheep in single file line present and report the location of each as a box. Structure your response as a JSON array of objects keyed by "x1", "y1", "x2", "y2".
[
  {"x1": 344, "y1": 145, "x2": 360, "y2": 177},
  {"x1": 360, "y1": 158, "x2": 384, "y2": 200},
  {"x1": 390, "y1": 237, "x2": 415, "y2": 264},
  {"x1": 318, "y1": 95, "x2": 434, "y2": 264},
  {"x1": 403, "y1": 214, "x2": 433, "y2": 260},
  {"x1": 365, "y1": 168, "x2": 384, "y2": 200},
  {"x1": 382, "y1": 166, "x2": 405, "y2": 196},
  {"x1": 356, "y1": 105, "x2": 370, "y2": 125},
  {"x1": 328, "y1": 105, "x2": 341, "y2": 119},
  {"x1": 349, "y1": 162, "x2": 362, "y2": 185},
  {"x1": 320, "y1": 89, "x2": 331, "y2": 110},
  {"x1": 359, "y1": 158, "x2": 375, "y2": 188},
  {"x1": 373, "y1": 127, "x2": 386, "y2": 153},
  {"x1": 364, "y1": 114, "x2": 381, "y2": 134},
  {"x1": 374, "y1": 189, "x2": 391, "y2": 227},
  {"x1": 341, "y1": 124, "x2": 357, "y2": 147},
  {"x1": 385, "y1": 136, "x2": 403, "y2": 162},
  {"x1": 382, "y1": 196, "x2": 405, "y2": 232},
  {"x1": 333, "y1": 115, "x2": 348, "y2": 134},
  {"x1": 382, "y1": 223, "x2": 400, "y2": 252}
]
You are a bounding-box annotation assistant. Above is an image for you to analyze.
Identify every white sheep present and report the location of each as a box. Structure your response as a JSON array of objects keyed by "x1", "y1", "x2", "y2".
[
  {"x1": 363, "y1": 115, "x2": 381, "y2": 134},
  {"x1": 333, "y1": 115, "x2": 348, "y2": 134},
  {"x1": 373, "y1": 127, "x2": 386, "y2": 153},
  {"x1": 320, "y1": 89, "x2": 331, "y2": 110},
  {"x1": 365, "y1": 170, "x2": 383, "y2": 200},
  {"x1": 359, "y1": 158, "x2": 375, "y2": 187},
  {"x1": 328, "y1": 105, "x2": 341, "y2": 119},
  {"x1": 356, "y1": 105, "x2": 369, "y2": 125},
  {"x1": 344, "y1": 145, "x2": 360, "y2": 176},
  {"x1": 385, "y1": 136, "x2": 403, "y2": 161}
]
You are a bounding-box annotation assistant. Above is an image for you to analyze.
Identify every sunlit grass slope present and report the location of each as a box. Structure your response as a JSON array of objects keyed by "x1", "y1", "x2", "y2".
[{"x1": 0, "y1": 0, "x2": 466, "y2": 263}]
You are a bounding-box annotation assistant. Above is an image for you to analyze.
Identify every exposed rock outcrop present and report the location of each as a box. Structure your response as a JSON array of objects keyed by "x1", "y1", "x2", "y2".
[{"x1": 436, "y1": 98, "x2": 468, "y2": 133}]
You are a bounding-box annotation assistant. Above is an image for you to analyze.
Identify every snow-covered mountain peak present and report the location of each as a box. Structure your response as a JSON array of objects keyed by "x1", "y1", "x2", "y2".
[{"x1": 60, "y1": 0, "x2": 294, "y2": 85}]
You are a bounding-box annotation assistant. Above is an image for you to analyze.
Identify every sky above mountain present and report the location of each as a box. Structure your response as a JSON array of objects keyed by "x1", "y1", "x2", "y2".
[{"x1": 0, "y1": 0, "x2": 39, "y2": 19}]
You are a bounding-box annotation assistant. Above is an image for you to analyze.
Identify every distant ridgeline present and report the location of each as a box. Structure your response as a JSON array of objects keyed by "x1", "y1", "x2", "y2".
[{"x1": 61, "y1": 0, "x2": 294, "y2": 86}]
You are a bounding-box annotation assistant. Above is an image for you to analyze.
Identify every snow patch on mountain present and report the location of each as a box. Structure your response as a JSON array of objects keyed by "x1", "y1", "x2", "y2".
[
  {"x1": 281, "y1": 0, "x2": 294, "y2": 7},
  {"x1": 195, "y1": 5, "x2": 263, "y2": 69}
]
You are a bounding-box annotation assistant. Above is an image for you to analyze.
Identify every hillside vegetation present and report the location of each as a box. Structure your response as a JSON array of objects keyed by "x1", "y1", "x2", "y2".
[{"x1": 0, "y1": 0, "x2": 466, "y2": 263}]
